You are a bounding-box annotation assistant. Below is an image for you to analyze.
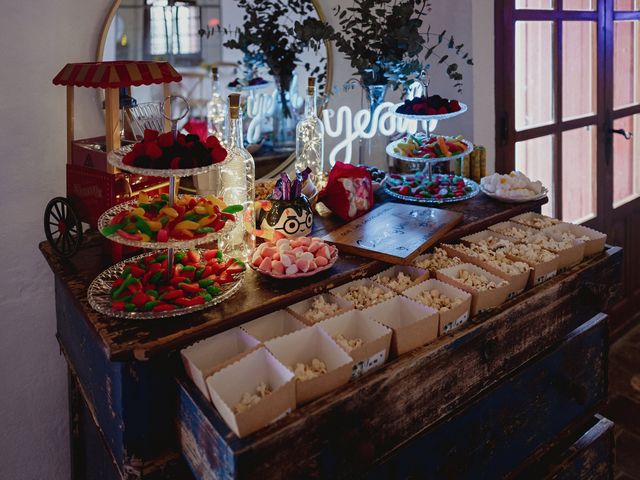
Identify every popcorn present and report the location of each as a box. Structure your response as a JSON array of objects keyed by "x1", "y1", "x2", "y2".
[
  {"x1": 456, "y1": 269, "x2": 506, "y2": 291},
  {"x1": 413, "y1": 248, "x2": 462, "y2": 271},
  {"x1": 415, "y1": 288, "x2": 462, "y2": 312},
  {"x1": 559, "y1": 231, "x2": 591, "y2": 243},
  {"x1": 304, "y1": 296, "x2": 340, "y2": 322},
  {"x1": 525, "y1": 233, "x2": 574, "y2": 252},
  {"x1": 468, "y1": 235, "x2": 515, "y2": 250},
  {"x1": 514, "y1": 215, "x2": 560, "y2": 229},
  {"x1": 289, "y1": 358, "x2": 328, "y2": 381},
  {"x1": 333, "y1": 334, "x2": 363, "y2": 352},
  {"x1": 233, "y1": 382, "x2": 272, "y2": 414},
  {"x1": 490, "y1": 224, "x2": 530, "y2": 241},
  {"x1": 375, "y1": 271, "x2": 415, "y2": 292},
  {"x1": 481, "y1": 171, "x2": 544, "y2": 198},
  {"x1": 506, "y1": 243, "x2": 557, "y2": 264},
  {"x1": 336, "y1": 284, "x2": 394, "y2": 309},
  {"x1": 446, "y1": 243, "x2": 530, "y2": 275}
]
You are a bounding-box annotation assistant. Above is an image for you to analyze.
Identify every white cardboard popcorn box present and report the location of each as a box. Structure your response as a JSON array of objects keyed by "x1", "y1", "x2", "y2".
[
  {"x1": 411, "y1": 248, "x2": 463, "y2": 277},
  {"x1": 440, "y1": 243, "x2": 530, "y2": 299},
  {"x1": 330, "y1": 278, "x2": 397, "y2": 310},
  {"x1": 510, "y1": 212, "x2": 561, "y2": 230},
  {"x1": 460, "y1": 230, "x2": 516, "y2": 251},
  {"x1": 487, "y1": 221, "x2": 538, "y2": 242},
  {"x1": 265, "y1": 326, "x2": 353, "y2": 405},
  {"x1": 362, "y1": 295, "x2": 439, "y2": 356},
  {"x1": 436, "y1": 263, "x2": 511, "y2": 316},
  {"x1": 404, "y1": 278, "x2": 472, "y2": 335},
  {"x1": 240, "y1": 309, "x2": 307, "y2": 342},
  {"x1": 372, "y1": 265, "x2": 430, "y2": 293},
  {"x1": 542, "y1": 223, "x2": 606, "y2": 257},
  {"x1": 181, "y1": 328, "x2": 260, "y2": 400},
  {"x1": 286, "y1": 293, "x2": 354, "y2": 325},
  {"x1": 317, "y1": 310, "x2": 392, "y2": 378},
  {"x1": 527, "y1": 231, "x2": 585, "y2": 271},
  {"x1": 206, "y1": 347, "x2": 296, "y2": 438},
  {"x1": 503, "y1": 245, "x2": 559, "y2": 287}
]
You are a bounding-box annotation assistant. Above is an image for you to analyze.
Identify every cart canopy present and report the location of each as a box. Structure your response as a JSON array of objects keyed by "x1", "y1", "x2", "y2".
[{"x1": 52, "y1": 61, "x2": 182, "y2": 89}]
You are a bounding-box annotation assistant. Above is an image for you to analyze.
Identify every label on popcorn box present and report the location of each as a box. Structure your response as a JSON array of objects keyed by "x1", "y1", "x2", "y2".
[
  {"x1": 351, "y1": 350, "x2": 386, "y2": 379},
  {"x1": 443, "y1": 311, "x2": 469, "y2": 334}
]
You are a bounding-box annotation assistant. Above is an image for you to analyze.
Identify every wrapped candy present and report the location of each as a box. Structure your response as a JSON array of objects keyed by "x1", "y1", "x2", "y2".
[{"x1": 318, "y1": 162, "x2": 373, "y2": 221}]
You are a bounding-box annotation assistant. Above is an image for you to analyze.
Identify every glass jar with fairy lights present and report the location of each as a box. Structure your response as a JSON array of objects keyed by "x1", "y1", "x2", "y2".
[
  {"x1": 219, "y1": 93, "x2": 256, "y2": 262},
  {"x1": 295, "y1": 77, "x2": 324, "y2": 179}
]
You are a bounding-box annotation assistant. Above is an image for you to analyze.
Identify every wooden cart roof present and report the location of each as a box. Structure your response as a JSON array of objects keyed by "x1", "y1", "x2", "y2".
[{"x1": 52, "y1": 61, "x2": 182, "y2": 88}]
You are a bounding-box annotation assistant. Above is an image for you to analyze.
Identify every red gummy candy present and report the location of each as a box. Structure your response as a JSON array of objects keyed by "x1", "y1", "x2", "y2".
[
  {"x1": 210, "y1": 147, "x2": 227, "y2": 164},
  {"x1": 143, "y1": 129, "x2": 159, "y2": 142},
  {"x1": 176, "y1": 133, "x2": 187, "y2": 146},
  {"x1": 157, "y1": 132, "x2": 174, "y2": 148},
  {"x1": 205, "y1": 135, "x2": 221, "y2": 149},
  {"x1": 170, "y1": 157, "x2": 181, "y2": 169},
  {"x1": 145, "y1": 142, "x2": 163, "y2": 160}
]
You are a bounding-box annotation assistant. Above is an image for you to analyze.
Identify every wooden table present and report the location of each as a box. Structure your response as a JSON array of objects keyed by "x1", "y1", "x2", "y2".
[{"x1": 41, "y1": 193, "x2": 622, "y2": 479}]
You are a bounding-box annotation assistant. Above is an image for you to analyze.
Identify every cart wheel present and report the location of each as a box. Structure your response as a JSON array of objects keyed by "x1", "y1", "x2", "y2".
[{"x1": 44, "y1": 197, "x2": 83, "y2": 257}]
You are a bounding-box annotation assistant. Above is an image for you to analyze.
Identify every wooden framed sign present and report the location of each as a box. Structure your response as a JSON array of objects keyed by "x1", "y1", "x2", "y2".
[{"x1": 322, "y1": 203, "x2": 463, "y2": 264}]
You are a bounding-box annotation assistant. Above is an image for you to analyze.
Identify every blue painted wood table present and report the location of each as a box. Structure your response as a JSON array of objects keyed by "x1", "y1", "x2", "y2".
[{"x1": 40, "y1": 194, "x2": 622, "y2": 479}]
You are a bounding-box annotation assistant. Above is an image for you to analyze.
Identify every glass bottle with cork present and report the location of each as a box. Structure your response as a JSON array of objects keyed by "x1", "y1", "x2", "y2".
[
  {"x1": 206, "y1": 66, "x2": 226, "y2": 140},
  {"x1": 219, "y1": 93, "x2": 255, "y2": 261},
  {"x1": 295, "y1": 77, "x2": 324, "y2": 179}
]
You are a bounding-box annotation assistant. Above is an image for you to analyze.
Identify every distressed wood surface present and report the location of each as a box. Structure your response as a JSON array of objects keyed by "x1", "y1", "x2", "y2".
[
  {"x1": 508, "y1": 415, "x2": 615, "y2": 480},
  {"x1": 57, "y1": 278, "x2": 180, "y2": 477},
  {"x1": 177, "y1": 248, "x2": 621, "y2": 480},
  {"x1": 40, "y1": 194, "x2": 546, "y2": 361},
  {"x1": 367, "y1": 314, "x2": 608, "y2": 479}
]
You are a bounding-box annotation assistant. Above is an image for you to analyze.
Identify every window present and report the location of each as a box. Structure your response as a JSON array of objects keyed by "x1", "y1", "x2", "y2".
[{"x1": 145, "y1": 0, "x2": 202, "y2": 65}]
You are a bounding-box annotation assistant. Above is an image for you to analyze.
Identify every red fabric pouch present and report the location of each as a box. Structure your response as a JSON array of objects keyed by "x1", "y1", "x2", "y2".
[{"x1": 319, "y1": 162, "x2": 373, "y2": 221}]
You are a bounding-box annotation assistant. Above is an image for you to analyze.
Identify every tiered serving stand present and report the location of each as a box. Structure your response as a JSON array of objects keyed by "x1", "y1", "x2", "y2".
[
  {"x1": 87, "y1": 99, "x2": 245, "y2": 319},
  {"x1": 384, "y1": 100, "x2": 480, "y2": 204}
]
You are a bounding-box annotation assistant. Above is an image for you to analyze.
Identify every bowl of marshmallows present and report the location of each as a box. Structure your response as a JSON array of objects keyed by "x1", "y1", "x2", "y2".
[{"x1": 480, "y1": 171, "x2": 548, "y2": 203}]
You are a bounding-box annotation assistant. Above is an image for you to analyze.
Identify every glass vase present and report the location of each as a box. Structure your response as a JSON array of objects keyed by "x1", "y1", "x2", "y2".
[
  {"x1": 272, "y1": 74, "x2": 297, "y2": 151},
  {"x1": 359, "y1": 83, "x2": 388, "y2": 169}
]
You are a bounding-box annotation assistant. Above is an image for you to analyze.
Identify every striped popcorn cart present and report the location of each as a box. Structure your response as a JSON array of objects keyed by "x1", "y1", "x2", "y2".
[{"x1": 45, "y1": 61, "x2": 182, "y2": 257}]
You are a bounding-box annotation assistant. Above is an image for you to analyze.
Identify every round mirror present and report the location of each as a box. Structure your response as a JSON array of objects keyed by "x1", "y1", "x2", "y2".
[{"x1": 97, "y1": 0, "x2": 333, "y2": 179}]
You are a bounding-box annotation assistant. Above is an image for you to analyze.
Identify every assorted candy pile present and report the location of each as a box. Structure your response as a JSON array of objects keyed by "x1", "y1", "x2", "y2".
[
  {"x1": 109, "y1": 249, "x2": 245, "y2": 313},
  {"x1": 122, "y1": 129, "x2": 227, "y2": 170},
  {"x1": 396, "y1": 94, "x2": 461, "y2": 116},
  {"x1": 387, "y1": 173, "x2": 473, "y2": 200},
  {"x1": 393, "y1": 134, "x2": 468, "y2": 159},
  {"x1": 252, "y1": 237, "x2": 336, "y2": 277},
  {"x1": 101, "y1": 192, "x2": 241, "y2": 243}
]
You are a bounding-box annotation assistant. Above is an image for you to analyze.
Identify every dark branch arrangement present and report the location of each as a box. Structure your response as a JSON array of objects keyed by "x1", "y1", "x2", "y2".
[
  {"x1": 303, "y1": 0, "x2": 473, "y2": 93},
  {"x1": 200, "y1": 0, "x2": 329, "y2": 117}
]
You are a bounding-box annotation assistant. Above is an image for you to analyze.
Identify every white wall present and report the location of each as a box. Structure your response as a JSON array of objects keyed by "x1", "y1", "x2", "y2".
[
  {"x1": 0, "y1": 1, "x2": 108, "y2": 479},
  {"x1": 0, "y1": 1, "x2": 494, "y2": 479}
]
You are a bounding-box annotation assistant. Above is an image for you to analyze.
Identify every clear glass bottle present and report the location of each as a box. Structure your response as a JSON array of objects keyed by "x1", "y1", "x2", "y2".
[
  {"x1": 206, "y1": 66, "x2": 226, "y2": 140},
  {"x1": 219, "y1": 93, "x2": 255, "y2": 261},
  {"x1": 295, "y1": 77, "x2": 324, "y2": 178}
]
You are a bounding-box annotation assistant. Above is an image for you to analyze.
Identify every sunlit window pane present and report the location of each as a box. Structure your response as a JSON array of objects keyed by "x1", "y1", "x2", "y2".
[
  {"x1": 614, "y1": 21, "x2": 640, "y2": 109},
  {"x1": 564, "y1": 0, "x2": 595, "y2": 10},
  {"x1": 562, "y1": 126, "x2": 597, "y2": 222},
  {"x1": 614, "y1": 0, "x2": 640, "y2": 10},
  {"x1": 613, "y1": 114, "x2": 640, "y2": 206},
  {"x1": 515, "y1": 21, "x2": 555, "y2": 130},
  {"x1": 516, "y1": 0, "x2": 554, "y2": 9},
  {"x1": 516, "y1": 135, "x2": 555, "y2": 216},
  {"x1": 562, "y1": 22, "x2": 596, "y2": 119}
]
